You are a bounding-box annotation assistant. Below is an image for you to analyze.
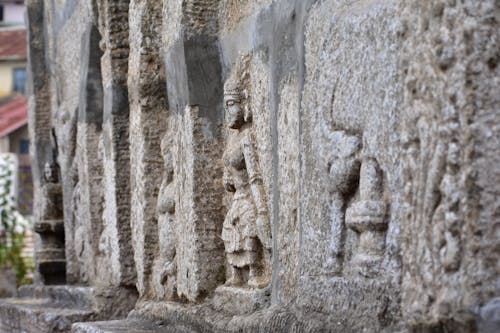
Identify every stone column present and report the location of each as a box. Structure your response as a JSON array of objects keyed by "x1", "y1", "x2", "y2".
[
  {"x1": 128, "y1": 0, "x2": 167, "y2": 301},
  {"x1": 162, "y1": 0, "x2": 226, "y2": 302},
  {"x1": 26, "y1": 0, "x2": 66, "y2": 285},
  {"x1": 96, "y1": 0, "x2": 136, "y2": 288}
]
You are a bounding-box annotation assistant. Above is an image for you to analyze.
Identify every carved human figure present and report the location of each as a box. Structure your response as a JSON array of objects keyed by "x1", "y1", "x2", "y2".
[
  {"x1": 156, "y1": 135, "x2": 177, "y2": 300},
  {"x1": 35, "y1": 161, "x2": 66, "y2": 284},
  {"x1": 323, "y1": 131, "x2": 361, "y2": 275},
  {"x1": 222, "y1": 73, "x2": 272, "y2": 289},
  {"x1": 40, "y1": 162, "x2": 63, "y2": 220}
]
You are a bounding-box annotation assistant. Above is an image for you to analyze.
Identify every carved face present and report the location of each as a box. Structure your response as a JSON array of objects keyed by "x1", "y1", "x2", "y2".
[
  {"x1": 44, "y1": 162, "x2": 56, "y2": 183},
  {"x1": 225, "y1": 94, "x2": 244, "y2": 129}
]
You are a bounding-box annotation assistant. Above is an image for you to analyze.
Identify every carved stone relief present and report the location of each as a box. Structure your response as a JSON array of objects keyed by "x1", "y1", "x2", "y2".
[
  {"x1": 153, "y1": 134, "x2": 177, "y2": 301},
  {"x1": 35, "y1": 156, "x2": 66, "y2": 285},
  {"x1": 346, "y1": 158, "x2": 388, "y2": 278},
  {"x1": 401, "y1": 113, "x2": 465, "y2": 320},
  {"x1": 221, "y1": 55, "x2": 272, "y2": 289},
  {"x1": 322, "y1": 129, "x2": 389, "y2": 279},
  {"x1": 323, "y1": 130, "x2": 361, "y2": 276}
]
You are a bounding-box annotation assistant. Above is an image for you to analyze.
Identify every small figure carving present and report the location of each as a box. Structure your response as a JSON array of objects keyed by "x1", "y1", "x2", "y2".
[
  {"x1": 40, "y1": 162, "x2": 63, "y2": 219},
  {"x1": 221, "y1": 62, "x2": 272, "y2": 289},
  {"x1": 346, "y1": 158, "x2": 387, "y2": 277},
  {"x1": 156, "y1": 135, "x2": 177, "y2": 300},
  {"x1": 323, "y1": 131, "x2": 361, "y2": 275},
  {"x1": 35, "y1": 160, "x2": 66, "y2": 285}
]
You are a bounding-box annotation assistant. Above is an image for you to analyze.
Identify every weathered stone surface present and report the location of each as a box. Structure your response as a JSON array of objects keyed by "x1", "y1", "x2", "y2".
[
  {"x1": 0, "y1": 285, "x2": 137, "y2": 333},
  {"x1": 399, "y1": 1, "x2": 500, "y2": 332},
  {"x1": 72, "y1": 319, "x2": 196, "y2": 333},
  {"x1": 3, "y1": 0, "x2": 497, "y2": 332},
  {"x1": 128, "y1": 0, "x2": 167, "y2": 301}
]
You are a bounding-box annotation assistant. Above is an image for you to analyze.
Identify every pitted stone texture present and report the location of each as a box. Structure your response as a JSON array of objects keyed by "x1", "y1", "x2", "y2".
[
  {"x1": 96, "y1": 0, "x2": 137, "y2": 288},
  {"x1": 128, "y1": 0, "x2": 168, "y2": 301},
  {"x1": 399, "y1": 0, "x2": 500, "y2": 331},
  {"x1": 276, "y1": 76, "x2": 300, "y2": 303},
  {"x1": 15, "y1": 0, "x2": 500, "y2": 332},
  {"x1": 212, "y1": 286, "x2": 270, "y2": 316},
  {"x1": 0, "y1": 286, "x2": 137, "y2": 333},
  {"x1": 72, "y1": 319, "x2": 197, "y2": 333},
  {"x1": 218, "y1": 0, "x2": 272, "y2": 34},
  {"x1": 299, "y1": 1, "x2": 402, "y2": 330},
  {"x1": 0, "y1": 286, "x2": 96, "y2": 333},
  {"x1": 172, "y1": 107, "x2": 225, "y2": 302}
]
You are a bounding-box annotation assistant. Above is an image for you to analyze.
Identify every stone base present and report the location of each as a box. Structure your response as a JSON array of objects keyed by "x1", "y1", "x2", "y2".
[
  {"x1": 295, "y1": 276, "x2": 403, "y2": 332},
  {"x1": 0, "y1": 285, "x2": 137, "y2": 333},
  {"x1": 72, "y1": 319, "x2": 195, "y2": 333},
  {"x1": 66, "y1": 279, "x2": 400, "y2": 333},
  {"x1": 212, "y1": 286, "x2": 270, "y2": 315},
  {"x1": 0, "y1": 286, "x2": 97, "y2": 333}
]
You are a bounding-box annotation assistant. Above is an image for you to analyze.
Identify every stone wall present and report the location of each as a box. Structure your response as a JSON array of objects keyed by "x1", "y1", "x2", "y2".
[{"x1": 0, "y1": 0, "x2": 498, "y2": 332}]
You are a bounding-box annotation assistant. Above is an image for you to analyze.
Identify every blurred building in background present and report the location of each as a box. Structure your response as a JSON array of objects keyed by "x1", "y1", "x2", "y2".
[
  {"x1": 0, "y1": 27, "x2": 26, "y2": 98},
  {"x1": 0, "y1": 0, "x2": 32, "y2": 262},
  {"x1": 0, "y1": 1, "x2": 25, "y2": 27}
]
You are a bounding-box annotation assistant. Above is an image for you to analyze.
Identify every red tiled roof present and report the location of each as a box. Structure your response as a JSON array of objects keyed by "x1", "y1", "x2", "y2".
[
  {"x1": 0, "y1": 96, "x2": 28, "y2": 137},
  {"x1": 0, "y1": 28, "x2": 27, "y2": 60}
]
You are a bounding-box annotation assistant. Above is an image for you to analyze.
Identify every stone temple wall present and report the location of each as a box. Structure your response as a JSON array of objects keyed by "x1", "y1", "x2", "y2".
[{"x1": 0, "y1": 0, "x2": 498, "y2": 332}]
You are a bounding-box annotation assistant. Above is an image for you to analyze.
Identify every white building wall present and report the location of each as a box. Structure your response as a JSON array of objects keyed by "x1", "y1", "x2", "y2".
[{"x1": 4, "y1": 4, "x2": 25, "y2": 24}]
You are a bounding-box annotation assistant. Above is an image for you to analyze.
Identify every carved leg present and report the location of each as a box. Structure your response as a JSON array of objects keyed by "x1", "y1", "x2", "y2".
[
  {"x1": 324, "y1": 198, "x2": 345, "y2": 275},
  {"x1": 246, "y1": 248, "x2": 270, "y2": 288},
  {"x1": 248, "y1": 264, "x2": 267, "y2": 289},
  {"x1": 226, "y1": 265, "x2": 242, "y2": 286}
]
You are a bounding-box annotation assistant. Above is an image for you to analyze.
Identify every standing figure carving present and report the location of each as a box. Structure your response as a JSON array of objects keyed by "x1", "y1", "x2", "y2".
[
  {"x1": 222, "y1": 59, "x2": 271, "y2": 288},
  {"x1": 324, "y1": 131, "x2": 361, "y2": 275},
  {"x1": 35, "y1": 159, "x2": 66, "y2": 285},
  {"x1": 156, "y1": 135, "x2": 177, "y2": 300},
  {"x1": 40, "y1": 161, "x2": 63, "y2": 220}
]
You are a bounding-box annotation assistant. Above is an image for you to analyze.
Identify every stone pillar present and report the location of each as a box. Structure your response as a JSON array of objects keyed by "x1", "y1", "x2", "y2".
[
  {"x1": 162, "y1": 0, "x2": 226, "y2": 302},
  {"x1": 172, "y1": 106, "x2": 225, "y2": 302},
  {"x1": 73, "y1": 16, "x2": 105, "y2": 285},
  {"x1": 128, "y1": 0, "x2": 167, "y2": 301},
  {"x1": 26, "y1": 0, "x2": 66, "y2": 285},
  {"x1": 96, "y1": 0, "x2": 136, "y2": 288}
]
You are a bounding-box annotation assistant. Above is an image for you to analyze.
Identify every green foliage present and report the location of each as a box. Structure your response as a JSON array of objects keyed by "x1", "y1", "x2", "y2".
[{"x1": 0, "y1": 154, "x2": 32, "y2": 285}]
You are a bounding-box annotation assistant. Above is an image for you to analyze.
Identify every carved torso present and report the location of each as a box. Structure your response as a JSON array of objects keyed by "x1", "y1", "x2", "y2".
[{"x1": 222, "y1": 130, "x2": 258, "y2": 263}]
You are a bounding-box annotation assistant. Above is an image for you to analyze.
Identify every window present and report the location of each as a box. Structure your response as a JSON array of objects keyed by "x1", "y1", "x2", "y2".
[
  {"x1": 0, "y1": 5, "x2": 4, "y2": 22},
  {"x1": 20, "y1": 139, "x2": 29, "y2": 154},
  {"x1": 13, "y1": 68, "x2": 27, "y2": 94}
]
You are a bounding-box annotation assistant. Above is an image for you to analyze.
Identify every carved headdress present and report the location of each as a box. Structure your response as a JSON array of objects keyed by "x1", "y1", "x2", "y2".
[{"x1": 224, "y1": 55, "x2": 252, "y2": 122}]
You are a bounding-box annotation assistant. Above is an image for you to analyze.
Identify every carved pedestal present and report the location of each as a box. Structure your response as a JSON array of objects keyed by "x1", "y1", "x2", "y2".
[
  {"x1": 35, "y1": 179, "x2": 66, "y2": 285},
  {"x1": 34, "y1": 219, "x2": 66, "y2": 285},
  {"x1": 346, "y1": 158, "x2": 387, "y2": 278}
]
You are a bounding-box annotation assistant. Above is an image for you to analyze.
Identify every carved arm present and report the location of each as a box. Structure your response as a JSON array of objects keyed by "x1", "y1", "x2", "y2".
[{"x1": 241, "y1": 131, "x2": 272, "y2": 249}]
